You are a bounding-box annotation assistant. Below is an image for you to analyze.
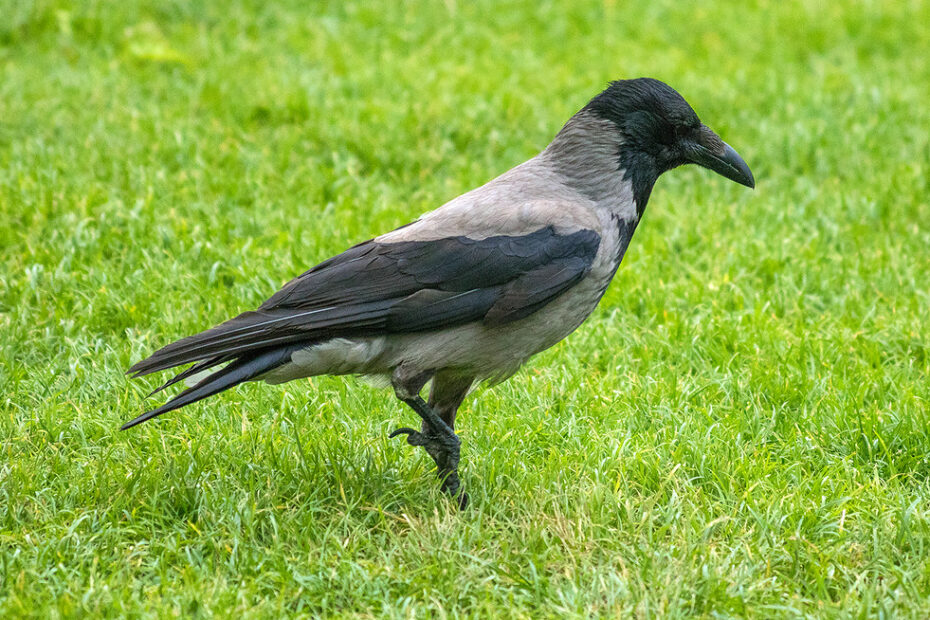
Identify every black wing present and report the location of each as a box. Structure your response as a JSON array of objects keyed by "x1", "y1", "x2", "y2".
[{"x1": 128, "y1": 225, "x2": 600, "y2": 378}]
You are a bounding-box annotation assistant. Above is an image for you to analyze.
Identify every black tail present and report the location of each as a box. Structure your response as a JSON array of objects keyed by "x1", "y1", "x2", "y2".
[
  {"x1": 143, "y1": 354, "x2": 234, "y2": 398},
  {"x1": 121, "y1": 346, "x2": 297, "y2": 430}
]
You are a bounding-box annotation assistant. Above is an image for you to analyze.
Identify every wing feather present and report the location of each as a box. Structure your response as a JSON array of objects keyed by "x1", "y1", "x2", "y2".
[{"x1": 128, "y1": 225, "x2": 600, "y2": 378}]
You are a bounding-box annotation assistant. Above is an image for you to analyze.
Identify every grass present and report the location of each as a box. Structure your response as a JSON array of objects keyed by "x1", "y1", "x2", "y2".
[{"x1": 2, "y1": 0, "x2": 930, "y2": 616}]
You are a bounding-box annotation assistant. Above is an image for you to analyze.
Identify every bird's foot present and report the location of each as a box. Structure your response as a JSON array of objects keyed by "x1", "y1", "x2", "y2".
[{"x1": 390, "y1": 426, "x2": 468, "y2": 508}]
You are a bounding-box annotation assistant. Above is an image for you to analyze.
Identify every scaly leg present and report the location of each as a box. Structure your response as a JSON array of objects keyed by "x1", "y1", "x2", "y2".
[{"x1": 389, "y1": 368, "x2": 472, "y2": 508}]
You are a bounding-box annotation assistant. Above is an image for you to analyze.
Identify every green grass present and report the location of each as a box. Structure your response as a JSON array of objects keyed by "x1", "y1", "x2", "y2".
[{"x1": 2, "y1": 0, "x2": 930, "y2": 616}]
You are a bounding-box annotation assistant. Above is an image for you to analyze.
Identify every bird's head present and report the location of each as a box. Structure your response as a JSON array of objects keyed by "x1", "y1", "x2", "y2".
[{"x1": 581, "y1": 78, "x2": 754, "y2": 212}]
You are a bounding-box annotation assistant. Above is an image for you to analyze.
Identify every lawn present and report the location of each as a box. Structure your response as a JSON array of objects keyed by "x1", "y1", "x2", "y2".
[{"x1": 2, "y1": 0, "x2": 930, "y2": 616}]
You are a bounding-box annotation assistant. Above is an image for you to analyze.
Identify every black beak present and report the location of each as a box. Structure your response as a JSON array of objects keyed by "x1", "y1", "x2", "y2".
[{"x1": 686, "y1": 127, "x2": 755, "y2": 189}]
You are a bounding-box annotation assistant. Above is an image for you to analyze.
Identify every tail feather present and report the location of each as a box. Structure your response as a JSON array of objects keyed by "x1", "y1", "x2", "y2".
[
  {"x1": 144, "y1": 354, "x2": 233, "y2": 398},
  {"x1": 121, "y1": 346, "x2": 298, "y2": 430}
]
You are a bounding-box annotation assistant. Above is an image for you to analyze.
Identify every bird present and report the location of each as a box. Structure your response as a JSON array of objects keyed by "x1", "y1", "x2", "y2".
[{"x1": 123, "y1": 78, "x2": 754, "y2": 507}]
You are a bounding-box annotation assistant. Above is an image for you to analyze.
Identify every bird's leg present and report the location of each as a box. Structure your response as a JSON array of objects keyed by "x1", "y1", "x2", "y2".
[
  {"x1": 389, "y1": 368, "x2": 470, "y2": 507},
  {"x1": 391, "y1": 395, "x2": 463, "y2": 499},
  {"x1": 422, "y1": 373, "x2": 473, "y2": 435}
]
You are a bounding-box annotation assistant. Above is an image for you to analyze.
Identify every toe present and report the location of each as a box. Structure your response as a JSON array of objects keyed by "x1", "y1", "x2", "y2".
[
  {"x1": 389, "y1": 427, "x2": 417, "y2": 439},
  {"x1": 389, "y1": 427, "x2": 431, "y2": 447}
]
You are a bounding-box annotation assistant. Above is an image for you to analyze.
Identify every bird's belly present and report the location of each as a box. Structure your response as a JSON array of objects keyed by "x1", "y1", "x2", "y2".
[{"x1": 375, "y1": 267, "x2": 613, "y2": 383}]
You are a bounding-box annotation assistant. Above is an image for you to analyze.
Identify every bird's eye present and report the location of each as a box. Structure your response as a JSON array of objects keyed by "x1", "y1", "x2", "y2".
[{"x1": 659, "y1": 123, "x2": 679, "y2": 145}]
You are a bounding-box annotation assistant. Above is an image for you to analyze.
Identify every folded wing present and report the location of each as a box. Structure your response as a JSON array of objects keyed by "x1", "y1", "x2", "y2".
[{"x1": 129, "y1": 225, "x2": 601, "y2": 380}]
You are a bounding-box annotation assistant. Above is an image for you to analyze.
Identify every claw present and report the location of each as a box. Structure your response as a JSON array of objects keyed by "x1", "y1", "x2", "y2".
[
  {"x1": 439, "y1": 470, "x2": 468, "y2": 509},
  {"x1": 389, "y1": 427, "x2": 417, "y2": 439},
  {"x1": 390, "y1": 427, "x2": 431, "y2": 446}
]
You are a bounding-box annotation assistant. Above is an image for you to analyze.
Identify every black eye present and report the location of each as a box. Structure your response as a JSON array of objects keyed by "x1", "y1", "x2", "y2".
[{"x1": 658, "y1": 122, "x2": 678, "y2": 145}]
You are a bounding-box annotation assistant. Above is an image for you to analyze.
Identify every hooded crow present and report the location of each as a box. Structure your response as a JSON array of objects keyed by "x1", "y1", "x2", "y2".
[{"x1": 124, "y1": 78, "x2": 754, "y2": 506}]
